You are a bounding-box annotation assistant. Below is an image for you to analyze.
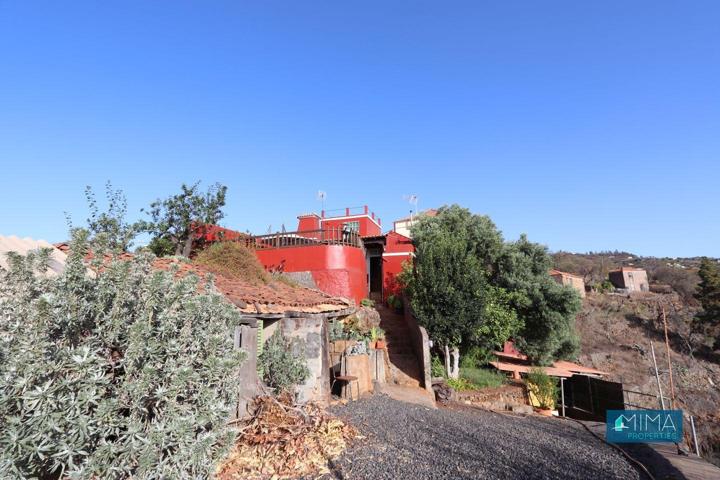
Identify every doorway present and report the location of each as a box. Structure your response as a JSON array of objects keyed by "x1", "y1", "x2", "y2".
[{"x1": 369, "y1": 255, "x2": 383, "y2": 300}]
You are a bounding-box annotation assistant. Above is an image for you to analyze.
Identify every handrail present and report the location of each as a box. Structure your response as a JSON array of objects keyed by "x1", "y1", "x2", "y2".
[{"x1": 243, "y1": 228, "x2": 362, "y2": 250}]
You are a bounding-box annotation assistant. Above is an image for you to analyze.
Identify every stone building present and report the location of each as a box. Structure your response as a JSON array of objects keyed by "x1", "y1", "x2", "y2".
[
  {"x1": 549, "y1": 269, "x2": 586, "y2": 298},
  {"x1": 608, "y1": 267, "x2": 649, "y2": 292}
]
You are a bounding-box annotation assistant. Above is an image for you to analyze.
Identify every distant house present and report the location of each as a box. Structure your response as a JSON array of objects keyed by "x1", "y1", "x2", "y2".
[
  {"x1": 549, "y1": 269, "x2": 586, "y2": 298},
  {"x1": 608, "y1": 267, "x2": 650, "y2": 292},
  {"x1": 393, "y1": 209, "x2": 437, "y2": 239},
  {"x1": 608, "y1": 267, "x2": 649, "y2": 292},
  {"x1": 0, "y1": 235, "x2": 68, "y2": 276}
]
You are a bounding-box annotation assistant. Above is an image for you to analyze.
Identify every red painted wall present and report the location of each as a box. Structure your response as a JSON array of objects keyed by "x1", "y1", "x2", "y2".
[
  {"x1": 296, "y1": 214, "x2": 321, "y2": 233},
  {"x1": 321, "y1": 216, "x2": 381, "y2": 237},
  {"x1": 382, "y1": 231, "x2": 414, "y2": 301},
  {"x1": 255, "y1": 245, "x2": 367, "y2": 304}
]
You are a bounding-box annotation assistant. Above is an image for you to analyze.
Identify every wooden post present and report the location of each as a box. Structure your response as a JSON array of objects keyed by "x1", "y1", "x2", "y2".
[
  {"x1": 560, "y1": 377, "x2": 566, "y2": 417},
  {"x1": 650, "y1": 341, "x2": 666, "y2": 410},
  {"x1": 690, "y1": 416, "x2": 701, "y2": 457},
  {"x1": 662, "y1": 305, "x2": 677, "y2": 409}
]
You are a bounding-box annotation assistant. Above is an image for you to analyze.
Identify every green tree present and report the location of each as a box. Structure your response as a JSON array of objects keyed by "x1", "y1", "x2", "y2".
[
  {"x1": 695, "y1": 257, "x2": 720, "y2": 336},
  {"x1": 142, "y1": 182, "x2": 228, "y2": 257},
  {"x1": 402, "y1": 205, "x2": 582, "y2": 372},
  {"x1": 402, "y1": 205, "x2": 518, "y2": 378},
  {"x1": 0, "y1": 230, "x2": 244, "y2": 478},
  {"x1": 71, "y1": 182, "x2": 140, "y2": 251},
  {"x1": 494, "y1": 235, "x2": 582, "y2": 365}
]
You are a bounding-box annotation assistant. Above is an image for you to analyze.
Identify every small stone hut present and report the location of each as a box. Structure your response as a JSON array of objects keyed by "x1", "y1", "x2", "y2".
[{"x1": 608, "y1": 267, "x2": 649, "y2": 292}]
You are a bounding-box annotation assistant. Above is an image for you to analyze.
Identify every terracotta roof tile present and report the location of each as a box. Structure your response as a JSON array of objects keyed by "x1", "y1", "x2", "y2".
[
  {"x1": 549, "y1": 269, "x2": 584, "y2": 279},
  {"x1": 54, "y1": 243, "x2": 352, "y2": 314}
]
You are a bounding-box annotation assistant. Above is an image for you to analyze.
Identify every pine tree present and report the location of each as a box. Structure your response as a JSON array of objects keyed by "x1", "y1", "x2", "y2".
[{"x1": 695, "y1": 257, "x2": 720, "y2": 338}]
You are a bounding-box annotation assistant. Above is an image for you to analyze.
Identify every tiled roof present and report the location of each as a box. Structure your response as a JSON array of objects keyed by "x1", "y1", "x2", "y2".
[
  {"x1": 152, "y1": 258, "x2": 352, "y2": 315},
  {"x1": 549, "y1": 269, "x2": 584, "y2": 280},
  {"x1": 489, "y1": 361, "x2": 574, "y2": 378},
  {"x1": 0, "y1": 235, "x2": 67, "y2": 276},
  {"x1": 54, "y1": 242, "x2": 352, "y2": 315}
]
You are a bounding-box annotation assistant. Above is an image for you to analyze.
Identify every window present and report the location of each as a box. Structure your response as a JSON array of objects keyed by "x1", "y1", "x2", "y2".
[{"x1": 343, "y1": 221, "x2": 360, "y2": 233}]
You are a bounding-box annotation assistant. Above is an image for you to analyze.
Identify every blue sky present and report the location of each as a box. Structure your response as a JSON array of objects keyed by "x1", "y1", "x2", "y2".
[{"x1": 1, "y1": 1, "x2": 718, "y2": 257}]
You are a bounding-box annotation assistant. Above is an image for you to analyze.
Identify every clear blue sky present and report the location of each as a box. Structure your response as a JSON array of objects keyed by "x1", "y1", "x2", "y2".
[{"x1": 1, "y1": 1, "x2": 718, "y2": 257}]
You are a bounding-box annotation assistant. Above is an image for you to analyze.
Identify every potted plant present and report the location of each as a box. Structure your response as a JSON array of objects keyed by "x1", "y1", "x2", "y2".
[
  {"x1": 368, "y1": 327, "x2": 386, "y2": 349},
  {"x1": 526, "y1": 368, "x2": 557, "y2": 416}
]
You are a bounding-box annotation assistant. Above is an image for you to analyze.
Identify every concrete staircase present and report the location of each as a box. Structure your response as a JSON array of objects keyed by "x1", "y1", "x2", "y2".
[{"x1": 377, "y1": 304, "x2": 422, "y2": 388}]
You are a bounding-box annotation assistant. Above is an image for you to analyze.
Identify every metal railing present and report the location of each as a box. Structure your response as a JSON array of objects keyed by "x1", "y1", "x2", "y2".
[{"x1": 244, "y1": 228, "x2": 362, "y2": 250}]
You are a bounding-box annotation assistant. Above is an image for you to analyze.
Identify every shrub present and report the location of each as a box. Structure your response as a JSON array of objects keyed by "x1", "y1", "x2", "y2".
[
  {"x1": 0, "y1": 232, "x2": 245, "y2": 479},
  {"x1": 447, "y1": 378, "x2": 476, "y2": 391},
  {"x1": 595, "y1": 280, "x2": 615, "y2": 293},
  {"x1": 194, "y1": 241, "x2": 269, "y2": 284},
  {"x1": 259, "y1": 331, "x2": 311, "y2": 393},
  {"x1": 525, "y1": 368, "x2": 557, "y2": 410},
  {"x1": 360, "y1": 298, "x2": 375, "y2": 307},
  {"x1": 460, "y1": 367, "x2": 506, "y2": 389},
  {"x1": 460, "y1": 346, "x2": 495, "y2": 369},
  {"x1": 431, "y1": 356, "x2": 447, "y2": 378}
]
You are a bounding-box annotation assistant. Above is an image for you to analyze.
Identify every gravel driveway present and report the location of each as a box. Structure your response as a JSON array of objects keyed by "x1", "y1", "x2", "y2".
[{"x1": 325, "y1": 395, "x2": 643, "y2": 480}]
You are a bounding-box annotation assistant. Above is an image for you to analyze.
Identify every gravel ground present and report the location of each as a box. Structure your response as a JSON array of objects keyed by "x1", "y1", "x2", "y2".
[{"x1": 324, "y1": 395, "x2": 643, "y2": 480}]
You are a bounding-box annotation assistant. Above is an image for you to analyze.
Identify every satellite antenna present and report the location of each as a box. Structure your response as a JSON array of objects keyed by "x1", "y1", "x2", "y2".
[
  {"x1": 317, "y1": 190, "x2": 327, "y2": 212},
  {"x1": 403, "y1": 194, "x2": 419, "y2": 221}
]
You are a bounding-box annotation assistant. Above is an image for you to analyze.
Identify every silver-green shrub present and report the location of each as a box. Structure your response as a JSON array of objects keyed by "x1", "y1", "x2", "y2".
[
  {"x1": 0, "y1": 232, "x2": 244, "y2": 479},
  {"x1": 259, "y1": 331, "x2": 310, "y2": 394}
]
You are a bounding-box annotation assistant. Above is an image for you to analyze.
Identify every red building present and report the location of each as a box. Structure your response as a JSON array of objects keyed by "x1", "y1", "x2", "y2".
[{"x1": 247, "y1": 206, "x2": 413, "y2": 305}]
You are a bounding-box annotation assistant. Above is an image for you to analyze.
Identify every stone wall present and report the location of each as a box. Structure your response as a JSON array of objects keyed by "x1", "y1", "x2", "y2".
[
  {"x1": 280, "y1": 314, "x2": 329, "y2": 404},
  {"x1": 403, "y1": 297, "x2": 433, "y2": 392},
  {"x1": 329, "y1": 339, "x2": 387, "y2": 397},
  {"x1": 455, "y1": 381, "x2": 529, "y2": 411}
]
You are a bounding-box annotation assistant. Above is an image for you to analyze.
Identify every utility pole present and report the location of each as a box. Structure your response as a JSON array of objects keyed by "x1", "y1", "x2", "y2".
[{"x1": 662, "y1": 305, "x2": 677, "y2": 409}]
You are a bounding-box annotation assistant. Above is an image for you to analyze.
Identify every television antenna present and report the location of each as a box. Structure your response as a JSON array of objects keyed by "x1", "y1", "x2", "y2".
[
  {"x1": 317, "y1": 190, "x2": 327, "y2": 212},
  {"x1": 403, "y1": 194, "x2": 419, "y2": 221}
]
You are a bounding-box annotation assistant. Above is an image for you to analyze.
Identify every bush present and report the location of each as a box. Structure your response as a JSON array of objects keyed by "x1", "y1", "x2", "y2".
[
  {"x1": 526, "y1": 368, "x2": 557, "y2": 410},
  {"x1": 360, "y1": 298, "x2": 375, "y2": 307},
  {"x1": 460, "y1": 367, "x2": 506, "y2": 389},
  {"x1": 447, "y1": 378, "x2": 476, "y2": 391},
  {"x1": 0, "y1": 233, "x2": 245, "y2": 479},
  {"x1": 194, "y1": 241, "x2": 269, "y2": 284},
  {"x1": 259, "y1": 331, "x2": 311, "y2": 393},
  {"x1": 431, "y1": 356, "x2": 447, "y2": 378},
  {"x1": 460, "y1": 346, "x2": 495, "y2": 369}
]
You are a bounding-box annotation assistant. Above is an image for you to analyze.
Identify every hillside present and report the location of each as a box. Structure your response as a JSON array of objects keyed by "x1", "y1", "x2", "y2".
[
  {"x1": 572, "y1": 291, "x2": 720, "y2": 466},
  {"x1": 551, "y1": 251, "x2": 720, "y2": 464}
]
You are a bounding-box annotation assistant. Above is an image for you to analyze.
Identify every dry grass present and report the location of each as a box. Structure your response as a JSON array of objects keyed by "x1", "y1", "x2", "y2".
[
  {"x1": 194, "y1": 242, "x2": 269, "y2": 285},
  {"x1": 216, "y1": 395, "x2": 359, "y2": 479}
]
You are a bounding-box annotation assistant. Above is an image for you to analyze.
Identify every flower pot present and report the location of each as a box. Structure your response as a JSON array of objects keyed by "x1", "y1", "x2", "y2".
[
  {"x1": 375, "y1": 339, "x2": 386, "y2": 350},
  {"x1": 535, "y1": 408, "x2": 553, "y2": 417}
]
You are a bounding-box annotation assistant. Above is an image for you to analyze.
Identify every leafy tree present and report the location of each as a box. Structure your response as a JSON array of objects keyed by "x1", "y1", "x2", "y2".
[
  {"x1": 401, "y1": 205, "x2": 518, "y2": 378},
  {"x1": 0, "y1": 230, "x2": 244, "y2": 479},
  {"x1": 402, "y1": 205, "x2": 582, "y2": 372},
  {"x1": 695, "y1": 257, "x2": 720, "y2": 338},
  {"x1": 69, "y1": 182, "x2": 140, "y2": 251},
  {"x1": 142, "y1": 182, "x2": 228, "y2": 257},
  {"x1": 494, "y1": 235, "x2": 582, "y2": 365}
]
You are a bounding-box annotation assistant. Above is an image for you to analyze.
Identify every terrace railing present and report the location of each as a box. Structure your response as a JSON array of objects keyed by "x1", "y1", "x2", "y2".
[{"x1": 244, "y1": 228, "x2": 362, "y2": 250}]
